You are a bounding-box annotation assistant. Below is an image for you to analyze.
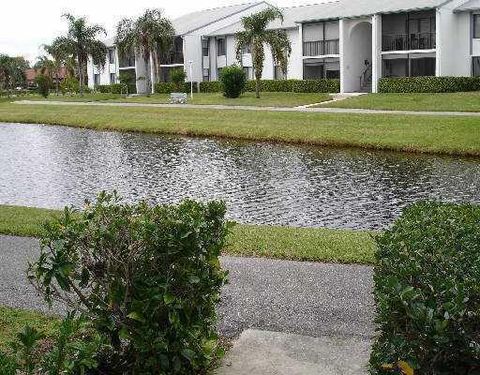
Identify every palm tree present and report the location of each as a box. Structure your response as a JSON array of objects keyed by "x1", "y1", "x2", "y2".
[
  {"x1": 116, "y1": 9, "x2": 175, "y2": 94},
  {"x1": 53, "y1": 13, "x2": 107, "y2": 95},
  {"x1": 43, "y1": 40, "x2": 69, "y2": 95},
  {"x1": 235, "y1": 7, "x2": 291, "y2": 98},
  {"x1": 34, "y1": 55, "x2": 55, "y2": 77}
]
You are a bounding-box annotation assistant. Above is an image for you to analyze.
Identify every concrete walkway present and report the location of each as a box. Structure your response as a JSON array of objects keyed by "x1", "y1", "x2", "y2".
[
  {"x1": 216, "y1": 329, "x2": 371, "y2": 375},
  {"x1": 15, "y1": 99, "x2": 480, "y2": 117},
  {"x1": 0, "y1": 235, "x2": 375, "y2": 373}
]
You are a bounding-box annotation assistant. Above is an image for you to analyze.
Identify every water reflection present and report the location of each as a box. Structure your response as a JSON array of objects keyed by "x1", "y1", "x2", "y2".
[{"x1": 1, "y1": 123, "x2": 479, "y2": 230}]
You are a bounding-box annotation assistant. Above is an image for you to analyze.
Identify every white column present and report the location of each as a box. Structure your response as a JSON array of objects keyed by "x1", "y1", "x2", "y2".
[
  {"x1": 299, "y1": 23, "x2": 304, "y2": 79},
  {"x1": 149, "y1": 54, "x2": 155, "y2": 94},
  {"x1": 339, "y1": 19, "x2": 346, "y2": 93},
  {"x1": 114, "y1": 48, "x2": 120, "y2": 83},
  {"x1": 435, "y1": 9, "x2": 442, "y2": 76},
  {"x1": 371, "y1": 14, "x2": 382, "y2": 93}
]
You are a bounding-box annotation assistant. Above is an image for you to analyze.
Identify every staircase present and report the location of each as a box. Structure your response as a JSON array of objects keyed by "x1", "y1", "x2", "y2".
[{"x1": 359, "y1": 64, "x2": 372, "y2": 93}]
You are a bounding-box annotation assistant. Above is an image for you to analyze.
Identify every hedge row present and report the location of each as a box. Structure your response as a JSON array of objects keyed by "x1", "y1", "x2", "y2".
[
  {"x1": 95, "y1": 83, "x2": 129, "y2": 94},
  {"x1": 154, "y1": 79, "x2": 340, "y2": 94},
  {"x1": 370, "y1": 202, "x2": 480, "y2": 374},
  {"x1": 154, "y1": 82, "x2": 198, "y2": 94},
  {"x1": 379, "y1": 76, "x2": 480, "y2": 93}
]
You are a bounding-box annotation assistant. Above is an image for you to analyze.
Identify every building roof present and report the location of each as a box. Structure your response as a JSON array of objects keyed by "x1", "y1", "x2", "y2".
[
  {"x1": 208, "y1": 0, "x2": 453, "y2": 36},
  {"x1": 25, "y1": 67, "x2": 68, "y2": 82},
  {"x1": 172, "y1": 2, "x2": 267, "y2": 35},
  {"x1": 296, "y1": 0, "x2": 451, "y2": 23},
  {"x1": 454, "y1": 0, "x2": 480, "y2": 11}
]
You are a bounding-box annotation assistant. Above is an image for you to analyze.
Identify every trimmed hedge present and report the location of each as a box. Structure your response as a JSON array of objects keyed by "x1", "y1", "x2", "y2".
[
  {"x1": 370, "y1": 202, "x2": 480, "y2": 374},
  {"x1": 379, "y1": 76, "x2": 480, "y2": 93},
  {"x1": 198, "y1": 79, "x2": 340, "y2": 94},
  {"x1": 199, "y1": 81, "x2": 223, "y2": 93},
  {"x1": 154, "y1": 82, "x2": 198, "y2": 94},
  {"x1": 95, "y1": 83, "x2": 128, "y2": 94}
]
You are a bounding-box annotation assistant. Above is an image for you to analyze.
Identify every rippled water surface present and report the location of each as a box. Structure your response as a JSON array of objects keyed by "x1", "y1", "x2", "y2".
[{"x1": 1, "y1": 123, "x2": 479, "y2": 230}]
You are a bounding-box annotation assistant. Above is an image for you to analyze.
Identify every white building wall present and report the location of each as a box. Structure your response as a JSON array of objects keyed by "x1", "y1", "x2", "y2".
[
  {"x1": 371, "y1": 14, "x2": 382, "y2": 93},
  {"x1": 183, "y1": 35, "x2": 203, "y2": 82},
  {"x1": 437, "y1": 0, "x2": 472, "y2": 76},
  {"x1": 341, "y1": 18, "x2": 372, "y2": 93},
  {"x1": 287, "y1": 28, "x2": 302, "y2": 79}
]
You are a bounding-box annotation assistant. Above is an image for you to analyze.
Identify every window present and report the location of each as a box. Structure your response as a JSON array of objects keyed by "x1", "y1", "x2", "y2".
[
  {"x1": 217, "y1": 38, "x2": 226, "y2": 56},
  {"x1": 242, "y1": 44, "x2": 251, "y2": 54},
  {"x1": 473, "y1": 57, "x2": 480, "y2": 77},
  {"x1": 108, "y1": 49, "x2": 115, "y2": 64},
  {"x1": 410, "y1": 57, "x2": 435, "y2": 76},
  {"x1": 202, "y1": 39, "x2": 209, "y2": 57},
  {"x1": 94, "y1": 74, "x2": 100, "y2": 86},
  {"x1": 110, "y1": 73, "x2": 116, "y2": 84},
  {"x1": 203, "y1": 68, "x2": 210, "y2": 81},
  {"x1": 303, "y1": 58, "x2": 340, "y2": 79},
  {"x1": 383, "y1": 56, "x2": 435, "y2": 77},
  {"x1": 274, "y1": 65, "x2": 285, "y2": 80},
  {"x1": 474, "y1": 15, "x2": 480, "y2": 39}
]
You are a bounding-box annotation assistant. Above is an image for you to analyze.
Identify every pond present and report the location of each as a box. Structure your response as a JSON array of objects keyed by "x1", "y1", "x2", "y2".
[{"x1": 1, "y1": 123, "x2": 479, "y2": 230}]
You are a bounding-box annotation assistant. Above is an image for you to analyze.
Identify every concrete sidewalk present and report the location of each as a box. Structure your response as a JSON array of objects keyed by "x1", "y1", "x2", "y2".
[
  {"x1": 216, "y1": 329, "x2": 371, "y2": 375},
  {"x1": 0, "y1": 235, "x2": 375, "y2": 373},
  {"x1": 15, "y1": 99, "x2": 480, "y2": 117}
]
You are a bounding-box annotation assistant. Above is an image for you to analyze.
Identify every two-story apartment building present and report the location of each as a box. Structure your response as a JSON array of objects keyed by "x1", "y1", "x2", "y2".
[{"x1": 88, "y1": 0, "x2": 480, "y2": 94}]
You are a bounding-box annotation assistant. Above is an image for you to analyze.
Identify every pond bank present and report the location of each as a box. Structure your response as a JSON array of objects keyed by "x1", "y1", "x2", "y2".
[
  {"x1": 0, "y1": 205, "x2": 376, "y2": 264},
  {"x1": 1, "y1": 102, "x2": 480, "y2": 156}
]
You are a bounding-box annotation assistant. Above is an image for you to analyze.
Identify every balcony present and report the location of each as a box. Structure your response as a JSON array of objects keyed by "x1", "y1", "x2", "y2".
[
  {"x1": 164, "y1": 51, "x2": 184, "y2": 65},
  {"x1": 303, "y1": 39, "x2": 339, "y2": 56},
  {"x1": 382, "y1": 32, "x2": 436, "y2": 51},
  {"x1": 119, "y1": 55, "x2": 135, "y2": 68}
]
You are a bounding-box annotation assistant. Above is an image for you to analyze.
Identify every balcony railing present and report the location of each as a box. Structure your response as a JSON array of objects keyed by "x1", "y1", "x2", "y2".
[
  {"x1": 119, "y1": 55, "x2": 136, "y2": 68},
  {"x1": 164, "y1": 51, "x2": 184, "y2": 65},
  {"x1": 303, "y1": 39, "x2": 339, "y2": 56},
  {"x1": 382, "y1": 32, "x2": 436, "y2": 51}
]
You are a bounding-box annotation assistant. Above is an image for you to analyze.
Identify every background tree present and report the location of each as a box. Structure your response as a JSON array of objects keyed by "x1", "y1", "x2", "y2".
[
  {"x1": 116, "y1": 9, "x2": 175, "y2": 94},
  {"x1": 235, "y1": 7, "x2": 291, "y2": 98},
  {"x1": 53, "y1": 14, "x2": 107, "y2": 95},
  {"x1": 0, "y1": 55, "x2": 29, "y2": 95},
  {"x1": 43, "y1": 40, "x2": 70, "y2": 95}
]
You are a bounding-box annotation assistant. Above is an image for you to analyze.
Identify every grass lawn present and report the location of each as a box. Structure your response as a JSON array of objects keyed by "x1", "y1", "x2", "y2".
[
  {"x1": 31, "y1": 92, "x2": 332, "y2": 108},
  {"x1": 0, "y1": 306, "x2": 58, "y2": 351},
  {"x1": 324, "y1": 92, "x2": 480, "y2": 112},
  {"x1": 0, "y1": 205, "x2": 376, "y2": 265},
  {"x1": 1, "y1": 102, "x2": 479, "y2": 155}
]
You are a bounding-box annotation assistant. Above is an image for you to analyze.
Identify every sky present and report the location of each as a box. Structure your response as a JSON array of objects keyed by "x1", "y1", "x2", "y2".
[{"x1": 0, "y1": 0, "x2": 311, "y2": 64}]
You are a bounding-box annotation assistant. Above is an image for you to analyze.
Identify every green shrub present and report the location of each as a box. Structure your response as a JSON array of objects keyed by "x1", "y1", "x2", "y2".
[
  {"x1": 95, "y1": 83, "x2": 128, "y2": 94},
  {"x1": 154, "y1": 81, "x2": 198, "y2": 94},
  {"x1": 60, "y1": 77, "x2": 80, "y2": 95},
  {"x1": 370, "y1": 202, "x2": 480, "y2": 375},
  {"x1": 199, "y1": 78, "x2": 339, "y2": 93},
  {"x1": 170, "y1": 68, "x2": 187, "y2": 91},
  {"x1": 119, "y1": 70, "x2": 137, "y2": 94},
  {"x1": 379, "y1": 76, "x2": 480, "y2": 93},
  {"x1": 199, "y1": 81, "x2": 223, "y2": 93},
  {"x1": 35, "y1": 75, "x2": 52, "y2": 98},
  {"x1": 1, "y1": 314, "x2": 104, "y2": 375},
  {"x1": 29, "y1": 191, "x2": 230, "y2": 374},
  {"x1": 220, "y1": 65, "x2": 246, "y2": 98}
]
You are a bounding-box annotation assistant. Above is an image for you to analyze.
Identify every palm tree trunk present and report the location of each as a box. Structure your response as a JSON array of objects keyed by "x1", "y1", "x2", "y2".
[
  {"x1": 153, "y1": 49, "x2": 160, "y2": 84},
  {"x1": 255, "y1": 78, "x2": 260, "y2": 99},
  {"x1": 79, "y1": 62, "x2": 84, "y2": 97},
  {"x1": 55, "y1": 71, "x2": 59, "y2": 96},
  {"x1": 144, "y1": 57, "x2": 151, "y2": 95}
]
